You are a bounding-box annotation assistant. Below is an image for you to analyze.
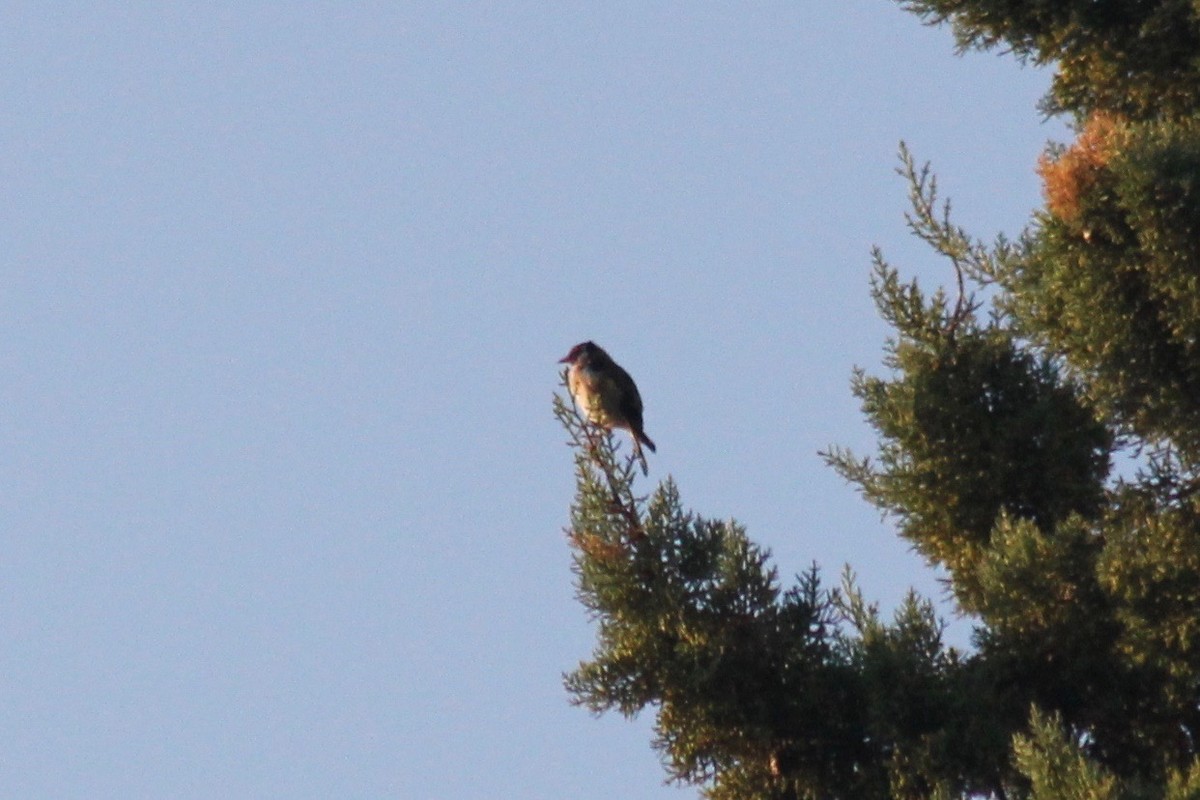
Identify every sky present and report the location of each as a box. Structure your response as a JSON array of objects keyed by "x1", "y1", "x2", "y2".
[{"x1": 2, "y1": 4, "x2": 1071, "y2": 798}]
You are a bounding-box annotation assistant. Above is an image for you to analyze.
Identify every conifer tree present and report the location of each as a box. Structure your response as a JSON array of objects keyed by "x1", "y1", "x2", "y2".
[{"x1": 558, "y1": 2, "x2": 1200, "y2": 797}]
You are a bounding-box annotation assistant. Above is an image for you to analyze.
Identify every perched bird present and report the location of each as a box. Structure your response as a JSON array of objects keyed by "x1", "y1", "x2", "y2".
[{"x1": 559, "y1": 341, "x2": 656, "y2": 470}]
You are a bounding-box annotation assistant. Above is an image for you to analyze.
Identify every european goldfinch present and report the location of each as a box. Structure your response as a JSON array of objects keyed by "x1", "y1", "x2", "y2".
[{"x1": 559, "y1": 341, "x2": 656, "y2": 471}]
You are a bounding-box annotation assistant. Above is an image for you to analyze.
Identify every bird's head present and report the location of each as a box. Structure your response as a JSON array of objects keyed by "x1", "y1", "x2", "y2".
[{"x1": 558, "y1": 341, "x2": 598, "y2": 365}]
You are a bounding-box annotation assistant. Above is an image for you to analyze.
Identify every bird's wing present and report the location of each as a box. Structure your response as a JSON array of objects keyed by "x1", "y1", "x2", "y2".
[{"x1": 611, "y1": 364, "x2": 645, "y2": 427}]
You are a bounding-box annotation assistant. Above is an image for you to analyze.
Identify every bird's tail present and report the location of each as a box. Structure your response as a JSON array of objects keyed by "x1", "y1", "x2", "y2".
[
  {"x1": 631, "y1": 438, "x2": 649, "y2": 476},
  {"x1": 630, "y1": 430, "x2": 654, "y2": 477}
]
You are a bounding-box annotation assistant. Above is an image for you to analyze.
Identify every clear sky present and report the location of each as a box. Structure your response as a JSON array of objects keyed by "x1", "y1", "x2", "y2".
[{"x1": 3, "y1": 4, "x2": 1069, "y2": 798}]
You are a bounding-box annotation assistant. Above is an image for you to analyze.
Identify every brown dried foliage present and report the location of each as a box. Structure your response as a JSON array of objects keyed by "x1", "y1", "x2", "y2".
[
  {"x1": 568, "y1": 529, "x2": 628, "y2": 563},
  {"x1": 1038, "y1": 113, "x2": 1124, "y2": 223}
]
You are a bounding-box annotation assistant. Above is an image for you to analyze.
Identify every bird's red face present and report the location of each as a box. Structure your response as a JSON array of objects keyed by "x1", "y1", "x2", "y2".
[{"x1": 558, "y1": 342, "x2": 591, "y2": 364}]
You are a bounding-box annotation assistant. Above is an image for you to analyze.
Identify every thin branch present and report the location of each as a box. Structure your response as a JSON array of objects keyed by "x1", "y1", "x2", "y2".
[{"x1": 556, "y1": 373, "x2": 646, "y2": 540}]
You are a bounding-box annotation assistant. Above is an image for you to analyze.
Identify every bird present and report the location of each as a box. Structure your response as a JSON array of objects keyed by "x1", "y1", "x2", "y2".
[{"x1": 559, "y1": 341, "x2": 656, "y2": 471}]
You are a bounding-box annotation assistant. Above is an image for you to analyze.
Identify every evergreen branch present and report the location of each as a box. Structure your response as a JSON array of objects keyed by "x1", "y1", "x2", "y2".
[
  {"x1": 897, "y1": 142, "x2": 986, "y2": 340},
  {"x1": 555, "y1": 373, "x2": 646, "y2": 541}
]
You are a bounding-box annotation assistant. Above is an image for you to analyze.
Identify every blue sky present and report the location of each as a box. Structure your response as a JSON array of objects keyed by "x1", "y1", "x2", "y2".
[{"x1": 2, "y1": 4, "x2": 1068, "y2": 798}]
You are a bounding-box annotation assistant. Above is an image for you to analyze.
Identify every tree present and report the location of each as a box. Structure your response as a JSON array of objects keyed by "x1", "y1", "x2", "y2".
[{"x1": 557, "y1": 2, "x2": 1200, "y2": 797}]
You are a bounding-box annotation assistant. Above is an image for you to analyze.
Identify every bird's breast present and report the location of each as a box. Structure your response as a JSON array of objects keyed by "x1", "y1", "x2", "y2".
[{"x1": 568, "y1": 365, "x2": 606, "y2": 423}]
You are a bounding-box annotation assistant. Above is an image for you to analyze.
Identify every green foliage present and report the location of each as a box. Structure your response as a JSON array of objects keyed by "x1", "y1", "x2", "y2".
[
  {"x1": 559, "y1": 3, "x2": 1200, "y2": 797},
  {"x1": 1012, "y1": 709, "x2": 1118, "y2": 800},
  {"x1": 556, "y1": 395, "x2": 1006, "y2": 798},
  {"x1": 825, "y1": 148, "x2": 1111, "y2": 613},
  {"x1": 1096, "y1": 489, "x2": 1200, "y2": 762},
  {"x1": 1006, "y1": 116, "x2": 1200, "y2": 463},
  {"x1": 836, "y1": 572, "x2": 1007, "y2": 798},
  {"x1": 1011, "y1": 709, "x2": 1200, "y2": 800},
  {"x1": 897, "y1": 0, "x2": 1200, "y2": 120},
  {"x1": 971, "y1": 514, "x2": 1171, "y2": 777},
  {"x1": 557, "y1": 394, "x2": 866, "y2": 796},
  {"x1": 1167, "y1": 761, "x2": 1200, "y2": 800},
  {"x1": 1101, "y1": 494, "x2": 1200, "y2": 681}
]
